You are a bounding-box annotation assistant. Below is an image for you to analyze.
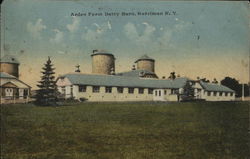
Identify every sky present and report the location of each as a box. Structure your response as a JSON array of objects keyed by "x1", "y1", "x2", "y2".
[{"x1": 1, "y1": 0, "x2": 249, "y2": 89}]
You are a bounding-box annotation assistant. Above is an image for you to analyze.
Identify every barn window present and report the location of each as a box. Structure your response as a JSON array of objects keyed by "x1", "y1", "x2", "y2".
[
  {"x1": 128, "y1": 88, "x2": 134, "y2": 94},
  {"x1": 225, "y1": 92, "x2": 228, "y2": 96},
  {"x1": 159, "y1": 91, "x2": 161, "y2": 96},
  {"x1": 230, "y1": 92, "x2": 233, "y2": 96},
  {"x1": 155, "y1": 91, "x2": 157, "y2": 96},
  {"x1": 139, "y1": 88, "x2": 144, "y2": 94},
  {"x1": 117, "y1": 87, "x2": 123, "y2": 93},
  {"x1": 207, "y1": 91, "x2": 211, "y2": 96},
  {"x1": 105, "y1": 87, "x2": 112, "y2": 93},
  {"x1": 148, "y1": 88, "x2": 153, "y2": 94},
  {"x1": 79, "y1": 85, "x2": 86, "y2": 92},
  {"x1": 164, "y1": 90, "x2": 167, "y2": 95},
  {"x1": 219, "y1": 92, "x2": 222, "y2": 96},
  {"x1": 92, "y1": 86, "x2": 100, "y2": 93},
  {"x1": 213, "y1": 91, "x2": 217, "y2": 96}
]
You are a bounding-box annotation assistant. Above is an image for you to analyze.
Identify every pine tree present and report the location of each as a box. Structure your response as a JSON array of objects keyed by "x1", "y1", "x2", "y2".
[{"x1": 35, "y1": 57, "x2": 57, "y2": 105}]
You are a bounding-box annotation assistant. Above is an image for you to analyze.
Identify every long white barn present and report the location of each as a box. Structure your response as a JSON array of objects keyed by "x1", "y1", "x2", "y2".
[
  {"x1": 56, "y1": 50, "x2": 235, "y2": 102},
  {"x1": 56, "y1": 72, "x2": 235, "y2": 102}
]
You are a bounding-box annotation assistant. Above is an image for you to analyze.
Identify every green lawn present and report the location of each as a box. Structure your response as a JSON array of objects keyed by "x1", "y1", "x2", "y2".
[{"x1": 1, "y1": 102, "x2": 249, "y2": 159}]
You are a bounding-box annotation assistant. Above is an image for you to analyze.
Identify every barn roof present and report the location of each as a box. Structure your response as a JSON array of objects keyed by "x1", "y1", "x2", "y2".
[
  {"x1": 116, "y1": 69, "x2": 157, "y2": 78},
  {"x1": 0, "y1": 55, "x2": 20, "y2": 64},
  {"x1": 200, "y1": 81, "x2": 234, "y2": 93},
  {"x1": 59, "y1": 73, "x2": 187, "y2": 89},
  {"x1": 0, "y1": 72, "x2": 31, "y2": 88}
]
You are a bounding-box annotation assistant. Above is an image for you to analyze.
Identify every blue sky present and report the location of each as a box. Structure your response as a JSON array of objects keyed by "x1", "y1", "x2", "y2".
[{"x1": 1, "y1": 0, "x2": 249, "y2": 88}]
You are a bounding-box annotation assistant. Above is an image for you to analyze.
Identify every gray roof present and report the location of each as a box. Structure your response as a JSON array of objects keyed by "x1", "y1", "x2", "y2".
[
  {"x1": 0, "y1": 72, "x2": 31, "y2": 88},
  {"x1": 91, "y1": 50, "x2": 114, "y2": 57},
  {"x1": 135, "y1": 54, "x2": 155, "y2": 63},
  {"x1": 116, "y1": 69, "x2": 157, "y2": 78},
  {"x1": 200, "y1": 81, "x2": 234, "y2": 93},
  {"x1": 0, "y1": 55, "x2": 20, "y2": 64},
  {"x1": 60, "y1": 73, "x2": 187, "y2": 89},
  {"x1": 0, "y1": 72, "x2": 16, "y2": 79}
]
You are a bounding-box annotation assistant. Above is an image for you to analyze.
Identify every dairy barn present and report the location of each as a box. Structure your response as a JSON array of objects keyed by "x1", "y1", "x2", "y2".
[{"x1": 56, "y1": 50, "x2": 235, "y2": 102}]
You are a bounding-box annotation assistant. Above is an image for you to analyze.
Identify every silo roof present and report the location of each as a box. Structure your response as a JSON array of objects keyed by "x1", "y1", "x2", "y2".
[
  {"x1": 135, "y1": 54, "x2": 155, "y2": 63},
  {"x1": 91, "y1": 50, "x2": 114, "y2": 57},
  {"x1": 0, "y1": 55, "x2": 20, "y2": 64},
  {"x1": 0, "y1": 72, "x2": 16, "y2": 79}
]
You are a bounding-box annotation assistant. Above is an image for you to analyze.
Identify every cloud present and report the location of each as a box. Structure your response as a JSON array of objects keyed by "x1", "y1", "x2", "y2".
[
  {"x1": 82, "y1": 22, "x2": 110, "y2": 41},
  {"x1": 124, "y1": 22, "x2": 156, "y2": 45},
  {"x1": 124, "y1": 21, "x2": 191, "y2": 49},
  {"x1": 57, "y1": 50, "x2": 67, "y2": 54},
  {"x1": 173, "y1": 20, "x2": 191, "y2": 32},
  {"x1": 27, "y1": 18, "x2": 46, "y2": 39},
  {"x1": 93, "y1": 23, "x2": 100, "y2": 29},
  {"x1": 108, "y1": 21, "x2": 112, "y2": 30},
  {"x1": 124, "y1": 22, "x2": 139, "y2": 40},
  {"x1": 50, "y1": 29, "x2": 64, "y2": 43},
  {"x1": 66, "y1": 17, "x2": 80, "y2": 33}
]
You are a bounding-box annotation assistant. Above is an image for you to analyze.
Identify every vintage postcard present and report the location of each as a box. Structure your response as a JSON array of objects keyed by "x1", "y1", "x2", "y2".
[{"x1": 0, "y1": 0, "x2": 249, "y2": 158}]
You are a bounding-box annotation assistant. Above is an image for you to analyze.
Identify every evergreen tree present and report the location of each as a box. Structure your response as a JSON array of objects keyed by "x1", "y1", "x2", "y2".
[{"x1": 35, "y1": 57, "x2": 57, "y2": 105}]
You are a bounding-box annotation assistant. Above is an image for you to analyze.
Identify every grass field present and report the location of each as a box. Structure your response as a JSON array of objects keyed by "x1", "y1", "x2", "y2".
[{"x1": 1, "y1": 102, "x2": 249, "y2": 159}]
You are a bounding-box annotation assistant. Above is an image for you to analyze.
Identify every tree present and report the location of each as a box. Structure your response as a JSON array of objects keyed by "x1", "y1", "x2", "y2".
[
  {"x1": 212, "y1": 78, "x2": 218, "y2": 84},
  {"x1": 180, "y1": 81, "x2": 195, "y2": 101},
  {"x1": 35, "y1": 57, "x2": 57, "y2": 105},
  {"x1": 200, "y1": 78, "x2": 210, "y2": 83},
  {"x1": 221, "y1": 77, "x2": 241, "y2": 97},
  {"x1": 168, "y1": 72, "x2": 176, "y2": 80}
]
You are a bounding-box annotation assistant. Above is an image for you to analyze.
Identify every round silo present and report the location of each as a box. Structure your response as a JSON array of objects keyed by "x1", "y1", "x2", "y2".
[
  {"x1": 91, "y1": 50, "x2": 115, "y2": 75},
  {"x1": 135, "y1": 55, "x2": 155, "y2": 72},
  {"x1": 0, "y1": 55, "x2": 20, "y2": 78}
]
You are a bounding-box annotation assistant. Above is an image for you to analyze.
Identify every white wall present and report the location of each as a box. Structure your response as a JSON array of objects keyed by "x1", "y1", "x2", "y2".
[
  {"x1": 57, "y1": 83, "x2": 154, "y2": 101},
  {"x1": 202, "y1": 91, "x2": 235, "y2": 101},
  {"x1": 153, "y1": 89, "x2": 178, "y2": 101}
]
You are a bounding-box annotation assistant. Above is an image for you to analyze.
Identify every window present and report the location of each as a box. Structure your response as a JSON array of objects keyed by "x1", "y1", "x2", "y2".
[
  {"x1": 207, "y1": 91, "x2": 211, "y2": 96},
  {"x1": 139, "y1": 88, "x2": 144, "y2": 94},
  {"x1": 171, "y1": 89, "x2": 177, "y2": 94},
  {"x1": 117, "y1": 87, "x2": 123, "y2": 93},
  {"x1": 155, "y1": 91, "x2": 157, "y2": 96},
  {"x1": 92, "y1": 86, "x2": 100, "y2": 93},
  {"x1": 105, "y1": 87, "x2": 112, "y2": 93},
  {"x1": 230, "y1": 92, "x2": 233, "y2": 96},
  {"x1": 219, "y1": 92, "x2": 222, "y2": 96},
  {"x1": 79, "y1": 85, "x2": 86, "y2": 92},
  {"x1": 171, "y1": 89, "x2": 174, "y2": 94},
  {"x1": 164, "y1": 90, "x2": 167, "y2": 95},
  {"x1": 148, "y1": 88, "x2": 153, "y2": 94},
  {"x1": 128, "y1": 88, "x2": 134, "y2": 94},
  {"x1": 62, "y1": 86, "x2": 66, "y2": 95},
  {"x1": 213, "y1": 91, "x2": 217, "y2": 96},
  {"x1": 159, "y1": 91, "x2": 161, "y2": 96},
  {"x1": 70, "y1": 86, "x2": 73, "y2": 95},
  {"x1": 225, "y1": 92, "x2": 228, "y2": 96}
]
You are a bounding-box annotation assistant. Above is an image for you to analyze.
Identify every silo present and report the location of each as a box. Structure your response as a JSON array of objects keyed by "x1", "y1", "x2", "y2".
[
  {"x1": 0, "y1": 55, "x2": 20, "y2": 78},
  {"x1": 135, "y1": 55, "x2": 155, "y2": 72},
  {"x1": 91, "y1": 50, "x2": 115, "y2": 75}
]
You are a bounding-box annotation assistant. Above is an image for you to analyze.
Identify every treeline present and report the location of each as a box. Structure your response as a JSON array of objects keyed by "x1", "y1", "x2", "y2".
[{"x1": 221, "y1": 77, "x2": 249, "y2": 98}]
